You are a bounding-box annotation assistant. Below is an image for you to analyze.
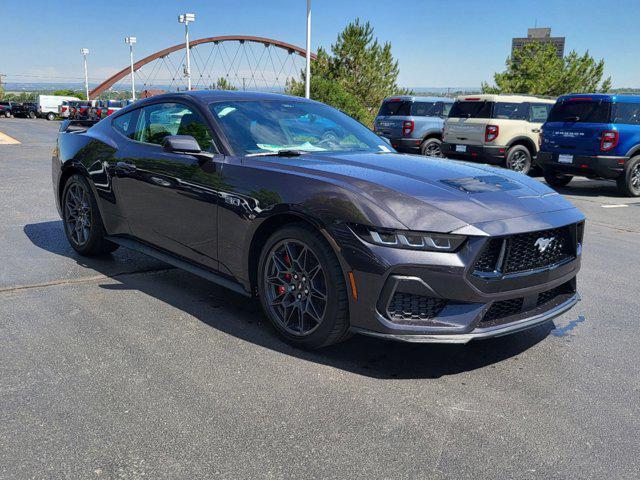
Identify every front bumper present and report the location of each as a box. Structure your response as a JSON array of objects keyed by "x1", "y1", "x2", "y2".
[
  {"x1": 441, "y1": 142, "x2": 505, "y2": 164},
  {"x1": 352, "y1": 293, "x2": 580, "y2": 343},
  {"x1": 538, "y1": 151, "x2": 627, "y2": 180},
  {"x1": 331, "y1": 209, "x2": 584, "y2": 343}
]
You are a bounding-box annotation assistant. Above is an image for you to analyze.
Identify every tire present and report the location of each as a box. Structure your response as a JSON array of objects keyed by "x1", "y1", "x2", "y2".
[
  {"x1": 62, "y1": 174, "x2": 119, "y2": 256},
  {"x1": 257, "y1": 223, "x2": 350, "y2": 349},
  {"x1": 505, "y1": 145, "x2": 532, "y2": 174},
  {"x1": 4, "y1": 110, "x2": 10, "y2": 118},
  {"x1": 28, "y1": 111, "x2": 36, "y2": 119},
  {"x1": 46, "y1": 112, "x2": 56, "y2": 121},
  {"x1": 420, "y1": 138, "x2": 443, "y2": 157},
  {"x1": 616, "y1": 155, "x2": 640, "y2": 197},
  {"x1": 543, "y1": 171, "x2": 573, "y2": 188}
]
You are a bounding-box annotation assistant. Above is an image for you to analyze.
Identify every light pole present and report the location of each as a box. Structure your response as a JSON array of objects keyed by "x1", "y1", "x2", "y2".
[
  {"x1": 125, "y1": 36, "x2": 137, "y2": 101},
  {"x1": 178, "y1": 13, "x2": 196, "y2": 90},
  {"x1": 305, "y1": 0, "x2": 311, "y2": 99},
  {"x1": 81, "y1": 48, "x2": 90, "y2": 100}
]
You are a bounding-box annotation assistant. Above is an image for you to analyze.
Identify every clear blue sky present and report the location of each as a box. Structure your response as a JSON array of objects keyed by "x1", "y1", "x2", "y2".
[{"x1": 2, "y1": 0, "x2": 639, "y2": 88}]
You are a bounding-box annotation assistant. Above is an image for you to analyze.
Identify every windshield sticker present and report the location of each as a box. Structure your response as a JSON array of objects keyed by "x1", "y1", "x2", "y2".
[{"x1": 440, "y1": 175, "x2": 521, "y2": 193}]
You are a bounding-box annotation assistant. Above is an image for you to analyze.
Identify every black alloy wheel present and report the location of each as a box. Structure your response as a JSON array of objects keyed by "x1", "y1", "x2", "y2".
[
  {"x1": 506, "y1": 145, "x2": 532, "y2": 174},
  {"x1": 62, "y1": 174, "x2": 118, "y2": 256},
  {"x1": 421, "y1": 138, "x2": 443, "y2": 157},
  {"x1": 617, "y1": 156, "x2": 640, "y2": 197},
  {"x1": 263, "y1": 239, "x2": 327, "y2": 336},
  {"x1": 258, "y1": 224, "x2": 350, "y2": 349}
]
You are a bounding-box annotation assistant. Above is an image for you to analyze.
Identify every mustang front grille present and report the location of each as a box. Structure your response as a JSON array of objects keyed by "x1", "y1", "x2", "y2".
[{"x1": 474, "y1": 226, "x2": 575, "y2": 277}]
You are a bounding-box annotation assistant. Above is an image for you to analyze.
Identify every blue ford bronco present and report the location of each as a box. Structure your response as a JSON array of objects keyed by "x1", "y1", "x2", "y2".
[{"x1": 539, "y1": 94, "x2": 640, "y2": 196}]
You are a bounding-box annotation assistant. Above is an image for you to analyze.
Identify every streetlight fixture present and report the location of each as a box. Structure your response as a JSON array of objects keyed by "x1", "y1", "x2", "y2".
[
  {"x1": 305, "y1": 0, "x2": 311, "y2": 99},
  {"x1": 178, "y1": 13, "x2": 196, "y2": 90},
  {"x1": 124, "y1": 36, "x2": 137, "y2": 101},
  {"x1": 80, "y1": 48, "x2": 90, "y2": 100}
]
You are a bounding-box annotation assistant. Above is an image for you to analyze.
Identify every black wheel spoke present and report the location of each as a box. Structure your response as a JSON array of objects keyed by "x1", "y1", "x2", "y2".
[{"x1": 64, "y1": 182, "x2": 92, "y2": 247}]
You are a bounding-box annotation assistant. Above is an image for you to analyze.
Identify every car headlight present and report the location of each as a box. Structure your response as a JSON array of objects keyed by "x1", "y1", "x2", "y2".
[{"x1": 351, "y1": 225, "x2": 466, "y2": 252}]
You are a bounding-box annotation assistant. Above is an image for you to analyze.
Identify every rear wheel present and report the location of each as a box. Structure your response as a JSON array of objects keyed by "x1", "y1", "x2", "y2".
[
  {"x1": 46, "y1": 112, "x2": 56, "y2": 121},
  {"x1": 4, "y1": 110, "x2": 10, "y2": 118},
  {"x1": 258, "y1": 224, "x2": 350, "y2": 349},
  {"x1": 420, "y1": 138, "x2": 443, "y2": 157},
  {"x1": 543, "y1": 171, "x2": 573, "y2": 188},
  {"x1": 28, "y1": 111, "x2": 36, "y2": 119},
  {"x1": 616, "y1": 156, "x2": 640, "y2": 197},
  {"x1": 62, "y1": 174, "x2": 118, "y2": 256},
  {"x1": 505, "y1": 145, "x2": 532, "y2": 174}
]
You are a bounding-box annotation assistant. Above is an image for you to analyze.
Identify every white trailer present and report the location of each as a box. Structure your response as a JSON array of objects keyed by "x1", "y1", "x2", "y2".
[{"x1": 37, "y1": 95, "x2": 80, "y2": 120}]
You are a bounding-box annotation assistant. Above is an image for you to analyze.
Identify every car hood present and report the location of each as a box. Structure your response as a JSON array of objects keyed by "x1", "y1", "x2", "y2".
[{"x1": 256, "y1": 152, "x2": 577, "y2": 232}]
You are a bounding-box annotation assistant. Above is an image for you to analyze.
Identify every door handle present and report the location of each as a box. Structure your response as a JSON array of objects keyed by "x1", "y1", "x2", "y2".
[
  {"x1": 531, "y1": 128, "x2": 541, "y2": 133},
  {"x1": 115, "y1": 161, "x2": 137, "y2": 174}
]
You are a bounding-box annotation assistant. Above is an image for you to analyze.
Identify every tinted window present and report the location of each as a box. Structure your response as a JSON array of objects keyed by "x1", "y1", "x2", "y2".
[
  {"x1": 210, "y1": 100, "x2": 387, "y2": 156},
  {"x1": 449, "y1": 101, "x2": 493, "y2": 119},
  {"x1": 134, "y1": 103, "x2": 214, "y2": 150},
  {"x1": 493, "y1": 102, "x2": 528, "y2": 120},
  {"x1": 411, "y1": 102, "x2": 438, "y2": 117},
  {"x1": 113, "y1": 111, "x2": 136, "y2": 139},
  {"x1": 378, "y1": 100, "x2": 411, "y2": 117},
  {"x1": 547, "y1": 101, "x2": 611, "y2": 123},
  {"x1": 611, "y1": 103, "x2": 640, "y2": 125},
  {"x1": 529, "y1": 104, "x2": 551, "y2": 123}
]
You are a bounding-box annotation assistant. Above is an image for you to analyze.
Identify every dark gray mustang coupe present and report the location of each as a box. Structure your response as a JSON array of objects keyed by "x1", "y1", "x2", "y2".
[{"x1": 52, "y1": 91, "x2": 584, "y2": 349}]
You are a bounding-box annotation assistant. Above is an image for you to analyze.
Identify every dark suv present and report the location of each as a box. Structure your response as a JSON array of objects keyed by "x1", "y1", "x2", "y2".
[
  {"x1": 374, "y1": 96, "x2": 453, "y2": 156},
  {"x1": 11, "y1": 102, "x2": 38, "y2": 119},
  {"x1": 0, "y1": 101, "x2": 16, "y2": 118}
]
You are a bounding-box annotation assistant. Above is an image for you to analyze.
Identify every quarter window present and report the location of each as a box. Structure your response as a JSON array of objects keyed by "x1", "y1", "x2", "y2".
[
  {"x1": 493, "y1": 102, "x2": 528, "y2": 120},
  {"x1": 611, "y1": 103, "x2": 640, "y2": 125},
  {"x1": 133, "y1": 102, "x2": 214, "y2": 151},
  {"x1": 529, "y1": 104, "x2": 551, "y2": 123},
  {"x1": 112, "y1": 111, "x2": 136, "y2": 139}
]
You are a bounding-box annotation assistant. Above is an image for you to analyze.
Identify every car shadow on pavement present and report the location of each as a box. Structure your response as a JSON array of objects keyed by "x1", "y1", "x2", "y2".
[
  {"x1": 24, "y1": 220, "x2": 553, "y2": 380},
  {"x1": 546, "y1": 179, "x2": 626, "y2": 198}
]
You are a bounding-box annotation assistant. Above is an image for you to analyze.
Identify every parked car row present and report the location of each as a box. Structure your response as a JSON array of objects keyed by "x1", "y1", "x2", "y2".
[
  {"x1": 63, "y1": 99, "x2": 128, "y2": 121},
  {"x1": 375, "y1": 92, "x2": 640, "y2": 196}
]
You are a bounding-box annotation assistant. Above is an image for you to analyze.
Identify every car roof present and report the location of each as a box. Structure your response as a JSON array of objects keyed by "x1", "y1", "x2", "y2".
[
  {"x1": 454, "y1": 94, "x2": 555, "y2": 104},
  {"x1": 382, "y1": 95, "x2": 454, "y2": 103},
  {"x1": 557, "y1": 93, "x2": 640, "y2": 104}
]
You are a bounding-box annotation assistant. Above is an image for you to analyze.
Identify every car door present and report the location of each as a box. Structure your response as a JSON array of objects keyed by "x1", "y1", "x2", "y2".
[{"x1": 111, "y1": 101, "x2": 224, "y2": 270}]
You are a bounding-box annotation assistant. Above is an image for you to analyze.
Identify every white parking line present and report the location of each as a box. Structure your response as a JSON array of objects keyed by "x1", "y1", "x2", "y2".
[{"x1": 601, "y1": 204, "x2": 629, "y2": 208}]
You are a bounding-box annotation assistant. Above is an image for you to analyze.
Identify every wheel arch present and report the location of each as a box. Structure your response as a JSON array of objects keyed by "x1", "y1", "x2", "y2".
[
  {"x1": 507, "y1": 136, "x2": 537, "y2": 156},
  {"x1": 421, "y1": 129, "x2": 443, "y2": 142}
]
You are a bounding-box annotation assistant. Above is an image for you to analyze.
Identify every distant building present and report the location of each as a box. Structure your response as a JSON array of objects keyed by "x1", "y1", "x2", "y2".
[{"x1": 511, "y1": 28, "x2": 565, "y2": 59}]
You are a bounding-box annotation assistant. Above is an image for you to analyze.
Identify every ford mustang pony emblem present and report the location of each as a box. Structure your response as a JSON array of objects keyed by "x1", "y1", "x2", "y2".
[{"x1": 534, "y1": 237, "x2": 554, "y2": 253}]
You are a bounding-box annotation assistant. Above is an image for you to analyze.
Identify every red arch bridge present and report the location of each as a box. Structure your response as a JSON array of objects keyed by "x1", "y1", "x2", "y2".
[{"x1": 89, "y1": 35, "x2": 316, "y2": 99}]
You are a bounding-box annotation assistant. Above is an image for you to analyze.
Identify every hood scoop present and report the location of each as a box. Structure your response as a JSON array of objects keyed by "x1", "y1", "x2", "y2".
[{"x1": 440, "y1": 175, "x2": 522, "y2": 193}]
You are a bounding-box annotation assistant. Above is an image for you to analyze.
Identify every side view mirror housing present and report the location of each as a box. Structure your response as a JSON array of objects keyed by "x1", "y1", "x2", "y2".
[{"x1": 162, "y1": 135, "x2": 202, "y2": 153}]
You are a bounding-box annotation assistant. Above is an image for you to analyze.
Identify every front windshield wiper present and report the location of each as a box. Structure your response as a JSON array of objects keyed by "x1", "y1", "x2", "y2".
[{"x1": 246, "y1": 149, "x2": 306, "y2": 157}]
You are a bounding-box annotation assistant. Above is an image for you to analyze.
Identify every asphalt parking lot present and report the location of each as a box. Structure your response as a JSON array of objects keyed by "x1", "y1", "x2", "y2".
[{"x1": 1, "y1": 117, "x2": 639, "y2": 479}]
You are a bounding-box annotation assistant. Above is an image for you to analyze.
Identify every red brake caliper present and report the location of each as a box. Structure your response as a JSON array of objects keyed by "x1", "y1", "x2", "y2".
[{"x1": 278, "y1": 253, "x2": 292, "y2": 295}]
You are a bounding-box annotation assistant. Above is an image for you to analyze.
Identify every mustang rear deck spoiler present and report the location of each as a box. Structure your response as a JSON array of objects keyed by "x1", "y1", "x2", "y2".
[{"x1": 60, "y1": 119, "x2": 99, "y2": 133}]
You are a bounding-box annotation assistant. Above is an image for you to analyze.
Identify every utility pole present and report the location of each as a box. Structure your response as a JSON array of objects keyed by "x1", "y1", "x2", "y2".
[
  {"x1": 305, "y1": 0, "x2": 311, "y2": 99},
  {"x1": 125, "y1": 37, "x2": 137, "y2": 101},
  {"x1": 81, "y1": 48, "x2": 90, "y2": 100},
  {"x1": 178, "y1": 13, "x2": 196, "y2": 90}
]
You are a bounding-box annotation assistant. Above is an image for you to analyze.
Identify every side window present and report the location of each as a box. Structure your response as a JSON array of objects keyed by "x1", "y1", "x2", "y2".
[
  {"x1": 441, "y1": 103, "x2": 453, "y2": 117},
  {"x1": 493, "y1": 102, "x2": 528, "y2": 120},
  {"x1": 529, "y1": 104, "x2": 551, "y2": 123},
  {"x1": 112, "y1": 111, "x2": 136, "y2": 139},
  {"x1": 611, "y1": 103, "x2": 640, "y2": 125},
  {"x1": 133, "y1": 102, "x2": 215, "y2": 151},
  {"x1": 411, "y1": 102, "x2": 437, "y2": 117}
]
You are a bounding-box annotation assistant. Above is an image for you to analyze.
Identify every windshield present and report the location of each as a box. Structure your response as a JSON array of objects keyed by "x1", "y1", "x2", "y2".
[
  {"x1": 448, "y1": 101, "x2": 494, "y2": 119},
  {"x1": 210, "y1": 99, "x2": 390, "y2": 156},
  {"x1": 547, "y1": 100, "x2": 611, "y2": 123}
]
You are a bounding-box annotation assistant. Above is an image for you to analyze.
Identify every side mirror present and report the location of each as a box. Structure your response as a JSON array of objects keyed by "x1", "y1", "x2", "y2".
[{"x1": 162, "y1": 135, "x2": 201, "y2": 153}]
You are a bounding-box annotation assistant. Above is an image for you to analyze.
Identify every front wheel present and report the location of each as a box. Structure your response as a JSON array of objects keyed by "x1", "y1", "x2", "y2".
[
  {"x1": 62, "y1": 174, "x2": 119, "y2": 256},
  {"x1": 28, "y1": 111, "x2": 36, "y2": 119},
  {"x1": 4, "y1": 111, "x2": 10, "y2": 118},
  {"x1": 258, "y1": 224, "x2": 350, "y2": 349},
  {"x1": 544, "y1": 171, "x2": 573, "y2": 188},
  {"x1": 46, "y1": 112, "x2": 56, "y2": 121},
  {"x1": 420, "y1": 138, "x2": 443, "y2": 157},
  {"x1": 505, "y1": 145, "x2": 532, "y2": 174},
  {"x1": 616, "y1": 156, "x2": 640, "y2": 197}
]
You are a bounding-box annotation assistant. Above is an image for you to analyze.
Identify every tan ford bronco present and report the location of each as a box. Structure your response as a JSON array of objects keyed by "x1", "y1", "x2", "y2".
[{"x1": 442, "y1": 94, "x2": 555, "y2": 174}]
